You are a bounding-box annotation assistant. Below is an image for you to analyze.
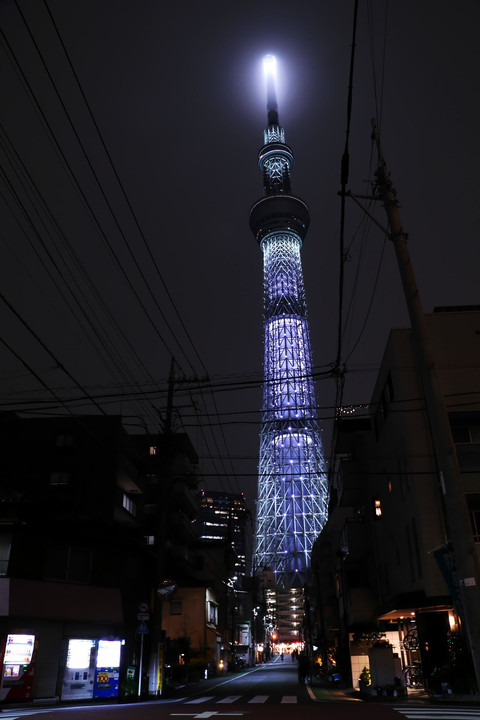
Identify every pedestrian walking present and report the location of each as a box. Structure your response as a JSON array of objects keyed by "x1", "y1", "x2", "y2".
[{"x1": 297, "y1": 652, "x2": 309, "y2": 683}]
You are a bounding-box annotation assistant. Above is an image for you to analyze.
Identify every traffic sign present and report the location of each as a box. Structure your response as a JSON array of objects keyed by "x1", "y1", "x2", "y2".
[
  {"x1": 136, "y1": 621, "x2": 149, "y2": 635},
  {"x1": 137, "y1": 612, "x2": 150, "y2": 620},
  {"x1": 138, "y1": 601, "x2": 150, "y2": 612}
]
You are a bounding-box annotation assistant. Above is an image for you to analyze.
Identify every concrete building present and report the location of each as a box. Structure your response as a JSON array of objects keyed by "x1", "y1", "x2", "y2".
[
  {"x1": 0, "y1": 414, "x2": 150, "y2": 702},
  {"x1": 311, "y1": 307, "x2": 480, "y2": 693},
  {"x1": 197, "y1": 490, "x2": 248, "y2": 579},
  {"x1": 0, "y1": 415, "x2": 230, "y2": 701}
]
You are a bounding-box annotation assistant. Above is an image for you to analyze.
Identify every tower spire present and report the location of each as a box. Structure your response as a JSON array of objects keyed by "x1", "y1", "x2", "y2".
[
  {"x1": 250, "y1": 57, "x2": 328, "y2": 601},
  {"x1": 263, "y1": 54, "x2": 279, "y2": 126}
]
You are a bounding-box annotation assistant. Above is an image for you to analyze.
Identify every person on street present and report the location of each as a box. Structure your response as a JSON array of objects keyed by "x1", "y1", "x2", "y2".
[{"x1": 297, "y1": 652, "x2": 309, "y2": 683}]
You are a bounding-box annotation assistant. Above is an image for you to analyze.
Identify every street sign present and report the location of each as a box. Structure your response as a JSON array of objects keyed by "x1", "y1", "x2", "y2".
[
  {"x1": 138, "y1": 601, "x2": 150, "y2": 612},
  {"x1": 136, "y1": 621, "x2": 149, "y2": 635},
  {"x1": 137, "y1": 612, "x2": 150, "y2": 620}
]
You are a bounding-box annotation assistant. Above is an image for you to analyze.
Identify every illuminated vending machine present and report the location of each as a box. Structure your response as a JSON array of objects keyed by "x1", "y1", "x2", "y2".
[
  {"x1": 93, "y1": 639, "x2": 122, "y2": 699},
  {"x1": 61, "y1": 639, "x2": 96, "y2": 701},
  {"x1": 0, "y1": 634, "x2": 36, "y2": 701}
]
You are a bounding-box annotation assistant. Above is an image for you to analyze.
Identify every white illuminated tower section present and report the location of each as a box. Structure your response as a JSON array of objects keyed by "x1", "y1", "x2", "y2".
[{"x1": 250, "y1": 56, "x2": 328, "y2": 589}]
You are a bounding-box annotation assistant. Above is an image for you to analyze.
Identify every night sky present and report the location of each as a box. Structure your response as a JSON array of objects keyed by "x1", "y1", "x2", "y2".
[{"x1": 0, "y1": 1, "x2": 479, "y2": 521}]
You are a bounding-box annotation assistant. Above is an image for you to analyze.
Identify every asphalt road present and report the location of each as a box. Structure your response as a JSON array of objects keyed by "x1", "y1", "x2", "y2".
[{"x1": 3, "y1": 659, "x2": 480, "y2": 720}]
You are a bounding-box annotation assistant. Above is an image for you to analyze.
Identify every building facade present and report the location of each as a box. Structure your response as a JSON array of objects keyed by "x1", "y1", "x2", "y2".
[
  {"x1": 0, "y1": 414, "x2": 150, "y2": 702},
  {"x1": 311, "y1": 308, "x2": 480, "y2": 693},
  {"x1": 0, "y1": 415, "x2": 233, "y2": 701},
  {"x1": 197, "y1": 490, "x2": 248, "y2": 579}
]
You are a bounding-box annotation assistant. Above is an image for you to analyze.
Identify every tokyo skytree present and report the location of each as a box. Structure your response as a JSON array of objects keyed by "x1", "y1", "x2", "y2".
[{"x1": 250, "y1": 56, "x2": 328, "y2": 589}]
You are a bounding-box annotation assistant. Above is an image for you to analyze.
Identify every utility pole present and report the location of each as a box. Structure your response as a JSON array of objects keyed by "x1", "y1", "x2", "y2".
[
  {"x1": 149, "y1": 357, "x2": 176, "y2": 696},
  {"x1": 371, "y1": 119, "x2": 480, "y2": 690}
]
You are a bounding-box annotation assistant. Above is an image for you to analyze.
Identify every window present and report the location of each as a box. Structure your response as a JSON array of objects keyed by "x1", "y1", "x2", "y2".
[
  {"x1": 170, "y1": 601, "x2": 182, "y2": 615},
  {"x1": 451, "y1": 424, "x2": 480, "y2": 444},
  {"x1": 374, "y1": 499, "x2": 382, "y2": 518},
  {"x1": 56, "y1": 434, "x2": 74, "y2": 447},
  {"x1": 44, "y1": 545, "x2": 91, "y2": 583},
  {"x1": 50, "y1": 471, "x2": 70, "y2": 486},
  {"x1": 149, "y1": 446, "x2": 157, "y2": 456},
  {"x1": 208, "y1": 601, "x2": 218, "y2": 625},
  {"x1": 452, "y1": 426, "x2": 471, "y2": 443},
  {"x1": 374, "y1": 374, "x2": 394, "y2": 439},
  {"x1": 471, "y1": 512, "x2": 480, "y2": 543},
  {"x1": 382, "y1": 373, "x2": 394, "y2": 417},
  {"x1": 466, "y1": 494, "x2": 480, "y2": 543},
  {"x1": 122, "y1": 493, "x2": 136, "y2": 516},
  {"x1": 144, "y1": 535, "x2": 155, "y2": 545},
  {"x1": 0, "y1": 535, "x2": 12, "y2": 576}
]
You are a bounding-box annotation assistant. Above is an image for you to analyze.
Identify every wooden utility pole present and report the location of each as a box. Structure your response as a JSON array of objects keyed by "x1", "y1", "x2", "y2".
[
  {"x1": 371, "y1": 119, "x2": 480, "y2": 690},
  {"x1": 149, "y1": 357, "x2": 175, "y2": 695}
]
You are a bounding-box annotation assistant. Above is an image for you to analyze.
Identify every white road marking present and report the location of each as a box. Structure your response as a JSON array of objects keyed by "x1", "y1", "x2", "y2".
[
  {"x1": 394, "y1": 709, "x2": 480, "y2": 720},
  {"x1": 217, "y1": 696, "x2": 243, "y2": 703},
  {"x1": 186, "y1": 697, "x2": 216, "y2": 704},
  {"x1": 248, "y1": 695, "x2": 269, "y2": 703},
  {"x1": 171, "y1": 713, "x2": 245, "y2": 719}
]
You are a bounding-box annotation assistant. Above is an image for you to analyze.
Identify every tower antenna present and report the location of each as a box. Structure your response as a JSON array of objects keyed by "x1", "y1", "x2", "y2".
[{"x1": 263, "y1": 54, "x2": 279, "y2": 125}]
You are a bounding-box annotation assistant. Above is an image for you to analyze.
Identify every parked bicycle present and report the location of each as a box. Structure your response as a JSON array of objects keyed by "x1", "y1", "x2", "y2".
[{"x1": 403, "y1": 662, "x2": 424, "y2": 688}]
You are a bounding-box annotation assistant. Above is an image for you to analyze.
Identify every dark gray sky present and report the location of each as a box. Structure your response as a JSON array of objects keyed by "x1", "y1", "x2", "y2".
[{"x1": 0, "y1": 0, "x2": 479, "y2": 510}]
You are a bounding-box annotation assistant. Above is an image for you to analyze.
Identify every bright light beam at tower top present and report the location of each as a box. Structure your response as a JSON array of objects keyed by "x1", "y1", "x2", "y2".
[{"x1": 263, "y1": 54, "x2": 279, "y2": 125}]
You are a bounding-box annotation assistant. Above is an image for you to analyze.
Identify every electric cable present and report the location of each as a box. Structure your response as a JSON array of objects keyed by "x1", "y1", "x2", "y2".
[
  {"x1": 0, "y1": 18, "x2": 191, "y2": 381},
  {"x1": 0, "y1": 290, "x2": 108, "y2": 416},
  {"x1": 42, "y1": 0, "x2": 207, "y2": 378},
  {"x1": 328, "y1": 0, "x2": 359, "y2": 493},
  {"x1": 36, "y1": 0, "x2": 243, "y2": 486},
  {"x1": 0, "y1": 134, "x2": 158, "y2": 428}
]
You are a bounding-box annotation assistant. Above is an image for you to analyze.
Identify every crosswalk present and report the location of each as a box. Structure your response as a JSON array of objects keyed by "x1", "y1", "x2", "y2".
[
  {"x1": 394, "y1": 706, "x2": 480, "y2": 720},
  {"x1": 182, "y1": 694, "x2": 298, "y2": 705}
]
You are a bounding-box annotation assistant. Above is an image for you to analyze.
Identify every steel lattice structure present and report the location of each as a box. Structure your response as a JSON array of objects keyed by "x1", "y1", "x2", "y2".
[{"x1": 250, "y1": 58, "x2": 328, "y2": 589}]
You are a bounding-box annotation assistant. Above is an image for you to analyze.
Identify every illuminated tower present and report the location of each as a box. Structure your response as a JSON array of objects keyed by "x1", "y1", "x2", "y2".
[{"x1": 250, "y1": 56, "x2": 328, "y2": 589}]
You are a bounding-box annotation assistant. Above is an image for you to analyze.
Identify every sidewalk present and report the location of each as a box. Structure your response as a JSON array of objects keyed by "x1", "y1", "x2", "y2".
[{"x1": 307, "y1": 682, "x2": 480, "y2": 705}]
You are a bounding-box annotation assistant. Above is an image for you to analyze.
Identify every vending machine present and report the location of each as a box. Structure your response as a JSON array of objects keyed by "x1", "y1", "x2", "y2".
[
  {"x1": 61, "y1": 638, "x2": 96, "y2": 701},
  {"x1": 0, "y1": 633, "x2": 36, "y2": 701},
  {"x1": 93, "y1": 639, "x2": 121, "y2": 698}
]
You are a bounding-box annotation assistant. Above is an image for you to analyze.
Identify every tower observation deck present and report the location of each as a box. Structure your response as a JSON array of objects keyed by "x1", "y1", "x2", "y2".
[{"x1": 250, "y1": 56, "x2": 328, "y2": 590}]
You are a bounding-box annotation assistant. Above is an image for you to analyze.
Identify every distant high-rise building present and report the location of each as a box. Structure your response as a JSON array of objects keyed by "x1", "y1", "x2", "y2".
[
  {"x1": 250, "y1": 56, "x2": 328, "y2": 590},
  {"x1": 198, "y1": 490, "x2": 248, "y2": 577}
]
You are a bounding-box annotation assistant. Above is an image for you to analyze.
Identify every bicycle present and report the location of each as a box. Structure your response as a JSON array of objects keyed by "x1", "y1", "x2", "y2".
[{"x1": 403, "y1": 662, "x2": 424, "y2": 688}]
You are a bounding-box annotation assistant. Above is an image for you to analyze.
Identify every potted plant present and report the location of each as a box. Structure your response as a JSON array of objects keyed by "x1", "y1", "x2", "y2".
[{"x1": 359, "y1": 666, "x2": 371, "y2": 694}]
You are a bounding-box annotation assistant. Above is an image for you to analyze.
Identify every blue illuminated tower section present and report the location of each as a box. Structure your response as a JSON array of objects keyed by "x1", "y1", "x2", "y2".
[{"x1": 250, "y1": 56, "x2": 328, "y2": 589}]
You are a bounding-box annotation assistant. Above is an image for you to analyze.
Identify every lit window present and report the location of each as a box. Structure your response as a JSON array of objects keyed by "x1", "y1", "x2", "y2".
[
  {"x1": 149, "y1": 446, "x2": 157, "y2": 455},
  {"x1": 123, "y1": 494, "x2": 136, "y2": 516},
  {"x1": 374, "y1": 499, "x2": 382, "y2": 518}
]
